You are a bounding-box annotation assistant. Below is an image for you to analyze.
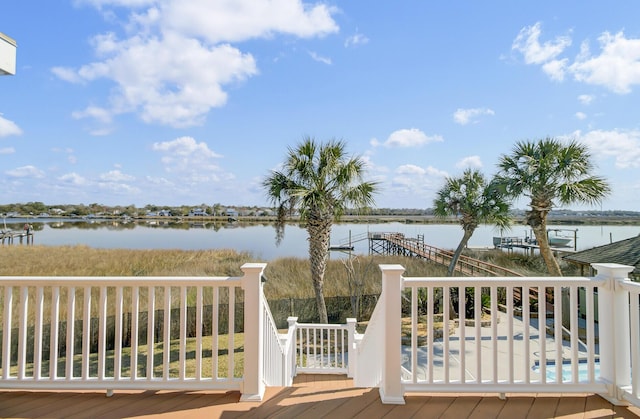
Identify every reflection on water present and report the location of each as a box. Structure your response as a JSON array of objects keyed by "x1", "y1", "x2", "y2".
[{"x1": 3, "y1": 218, "x2": 640, "y2": 261}]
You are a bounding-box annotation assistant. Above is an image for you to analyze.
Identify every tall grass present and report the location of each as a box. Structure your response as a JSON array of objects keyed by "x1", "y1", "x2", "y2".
[
  {"x1": 1, "y1": 244, "x2": 577, "y2": 296},
  {"x1": 0, "y1": 246, "x2": 453, "y2": 299}
]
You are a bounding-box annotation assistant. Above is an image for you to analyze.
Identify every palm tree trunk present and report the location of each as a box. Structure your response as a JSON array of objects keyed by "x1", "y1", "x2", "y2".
[
  {"x1": 447, "y1": 228, "x2": 473, "y2": 277},
  {"x1": 306, "y1": 215, "x2": 332, "y2": 324},
  {"x1": 531, "y1": 224, "x2": 562, "y2": 276},
  {"x1": 531, "y1": 219, "x2": 570, "y2": 327},
  {"x1": 446, "y1": 228, "x2": 474, "y2": 319}
]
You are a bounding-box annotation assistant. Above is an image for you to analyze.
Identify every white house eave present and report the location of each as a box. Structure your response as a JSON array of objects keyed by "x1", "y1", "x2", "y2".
[{"x1": 0, "y1": 31, "x2": 17, "y2": 75}]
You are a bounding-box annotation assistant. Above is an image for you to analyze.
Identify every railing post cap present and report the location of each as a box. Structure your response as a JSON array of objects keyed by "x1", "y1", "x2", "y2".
[
  {"x1": 591, "y1": 263, "x2": 634, "y2": 279},
  {"x1": 378, "y1": 264, "x2": 405, "y2": 273},
  {"x1": 241, "y1": 262, "x2": 268, "y2": 272}
]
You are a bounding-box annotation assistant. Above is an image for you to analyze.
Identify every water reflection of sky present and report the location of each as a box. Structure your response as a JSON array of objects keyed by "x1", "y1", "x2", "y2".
[{"x1": 4, "y1": 219, "x2": 640, "y2": 261}]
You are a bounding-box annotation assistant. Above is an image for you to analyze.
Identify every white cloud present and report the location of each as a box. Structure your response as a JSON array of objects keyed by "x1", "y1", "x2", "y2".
[
  {"x1": 570, "y1": 32, "x2": 640, "y2": 94},
  {"x1": 376, "y1": 128, "x2": 443, "y2": 148},
  {"x1": 575, "y1": 112, "x2": 587, "y2": 120},
  {"x1": 99, "y1": 169, "x2": 135, "y2": 182},
  {"x1": 391, "y1": 165, "x2": 448, "y2": 197},
  {"x1": 578, "y1": 94, "x2": 595, "y2": 105},
  {"x1": 0, "y1": 147, "x2": 15, "y2": 154},
  {"x1": 345, "y1": 32, "x2": 369, "y2": 48},
  {"x1": 513, "y1": 24, "x2": 640, "y2": 94},
  {"x1": 541, "y1": 58, "x2": 569, "y2": 81},
  {"x1": 396, "y1": 164, "x2": 427, "y2": 176},
  {"x1": 72, "y1": 105, "x2": 113, "y2": 124},
  {"x1": 309, "y1": 51, "x2": 332, "y2": 65},
  {"x1": 51, "y1": 66, "x2": 85, "y2": 84},
  {"x1": 455, "y1": 155, "x2": 483, "y2": 169},
  {"x1": 6, "y1": 165, "x2": 46, "y2": 179},
  {"x1": 98, "y1": 181, "x2": 141, "y2": 194},
  {"x1": 160, "y1": 0, "x2": 338, "y2": 44},
  {"x1": 453, "y1": 107, "x2": 495, "y2": 125},
  {"x1": 152, "y1": 136, "x2": 221, "y2": 158},
  {"x1": 55, "y1": 0, "x2": 339, "y2": 128},
  {"x1": 512, "y1": 22, "x2": 571, "y2": 65},
  {"x1": 56, "y1": 33, "x2": 258, "y2": 128},
  {"x1": 0, "y1": 114, "x2": 23, "y2": 137},
  {"x1": 572, "y1": 129, "x2": 640, "y2": 169},
  {"x1": 59, "y1": 172, "x2": 89, "y2": 185},
  {"x1": 152, "y1": 136, "x2": 231, "y2": 183}
]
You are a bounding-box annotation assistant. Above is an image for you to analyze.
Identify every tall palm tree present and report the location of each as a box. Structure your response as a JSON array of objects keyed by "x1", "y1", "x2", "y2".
[
  {"x1": 495, "y1": 138, "x2": 610, "y2": 276},
  {"x1": 433, "y1": 168, "x2": 511, "y2": 277},
  {"x1": 263, "y1": 138, "x2": 378, "y2": 323}
]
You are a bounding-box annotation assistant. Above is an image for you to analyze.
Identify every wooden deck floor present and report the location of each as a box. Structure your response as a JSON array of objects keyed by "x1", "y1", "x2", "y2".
[{"x1": 1, "y1": 375, "x2": 639, "y2": 418}]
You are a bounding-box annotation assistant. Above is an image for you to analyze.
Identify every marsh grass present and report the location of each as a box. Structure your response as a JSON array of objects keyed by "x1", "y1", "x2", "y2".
[
  {"x1": 0, "y1": 245, "x2": 454, "y2": 299},
  {"x1": 0, "y1": 246, "x2": 254, "y2": 277}
]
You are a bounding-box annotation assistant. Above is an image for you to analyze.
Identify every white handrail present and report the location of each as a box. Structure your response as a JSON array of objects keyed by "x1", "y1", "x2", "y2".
[{"x1": 0, "y1": 264, "x2": 266, "y2": 402}]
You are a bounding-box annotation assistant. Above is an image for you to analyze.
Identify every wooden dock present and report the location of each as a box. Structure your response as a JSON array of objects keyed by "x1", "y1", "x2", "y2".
[
  {"x1": 368, "y1": 232, "x2": 522, "y2": 277},
  {"x1": 1, "y1": 230, "x2": 34, "y2": 245},
  {"x1": 366, "y1": 232, "x2": 551, "y2": 310}
]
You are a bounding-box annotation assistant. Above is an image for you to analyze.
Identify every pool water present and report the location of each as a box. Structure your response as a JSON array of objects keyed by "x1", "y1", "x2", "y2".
[{"x1": 533, "y1": 361, "x2": 600, "y2": 382}]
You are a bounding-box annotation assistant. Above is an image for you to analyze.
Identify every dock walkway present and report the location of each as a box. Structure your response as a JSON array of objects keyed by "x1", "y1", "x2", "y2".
[
  {"x1": 1, "y1": 229, "x2": 34, "y2": 245},
  {"x1": 368, "y1": 232, "x2": 522, "y2": 277}
]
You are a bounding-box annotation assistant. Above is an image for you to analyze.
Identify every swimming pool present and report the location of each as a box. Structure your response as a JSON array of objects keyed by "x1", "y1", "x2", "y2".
[{"x1": 532, "y1": 360, "x2": 600, "y2": 382}]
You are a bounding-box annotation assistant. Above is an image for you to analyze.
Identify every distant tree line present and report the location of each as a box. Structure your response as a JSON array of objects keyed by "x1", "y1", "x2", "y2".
[{"x1": 0, "y1": 202, "x2": 638, "y2": 219}]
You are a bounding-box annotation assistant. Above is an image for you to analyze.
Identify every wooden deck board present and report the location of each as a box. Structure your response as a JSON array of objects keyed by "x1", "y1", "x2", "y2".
[
  {"x1": 496, "y1": 396, "x2": 534, "y2": 419},
  {"x1": 1, "y1": 375, "x2": 639, "y2": 418},
  {"x1": 469, "y1": 397, "x2": 506, "y2": 418}
]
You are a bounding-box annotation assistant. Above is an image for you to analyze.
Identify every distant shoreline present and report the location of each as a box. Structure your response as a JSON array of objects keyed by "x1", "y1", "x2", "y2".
[
  {"x1": 5, "y1": 213, "x2": 640, "y2": 226},
  {"x1": 338, "y1": 214, "x2": 640, "y2": 226}
]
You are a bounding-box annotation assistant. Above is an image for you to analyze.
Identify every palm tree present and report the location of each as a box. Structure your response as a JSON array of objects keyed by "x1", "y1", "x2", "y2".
[
  {"x1": 433, "y1": 168, "x2": 511, "y2": 277},
  {"x1": 263, "y1": 138, "x2": 378, "y2": 323},
  {"x1": 495, "y1": 138, "x2": 610, "y2": 276}
]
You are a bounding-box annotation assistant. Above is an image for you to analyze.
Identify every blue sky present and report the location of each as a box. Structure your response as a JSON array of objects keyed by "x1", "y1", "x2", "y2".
[{"x1": 1, "y1": 1, "x2": 640, "y2": 211}]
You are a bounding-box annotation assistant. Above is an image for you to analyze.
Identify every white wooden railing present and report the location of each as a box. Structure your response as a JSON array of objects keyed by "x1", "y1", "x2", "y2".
[
  {"x1": 287, "y1": 318, "x2": 356, "y2": 376},
  {"x1": 1, "y1": 261, "x2": 638, "y2": 408},
  {"x1": 261, "y1": 295, "x2": 292, "y2": 387},
  {"x1": 357, "y1": 263, "x2": 640, "y2": 406},
  {"x1": 0, "y1": 263, "x2": 268, "y2": 401}
]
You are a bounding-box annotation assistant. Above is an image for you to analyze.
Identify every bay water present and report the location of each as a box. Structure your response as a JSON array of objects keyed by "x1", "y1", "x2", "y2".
[{"x1": 5, "y1": 218, "x2": 640, "y2": 261}]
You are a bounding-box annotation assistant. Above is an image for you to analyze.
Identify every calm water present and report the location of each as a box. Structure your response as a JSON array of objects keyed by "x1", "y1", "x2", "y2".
[{"x1": 4, "y1": 218, "x2": 640, "y2": 260}]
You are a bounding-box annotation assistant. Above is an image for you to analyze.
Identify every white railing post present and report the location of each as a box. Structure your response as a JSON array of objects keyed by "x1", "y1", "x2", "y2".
[
  {"x1": 346, "y1": 318, "x2": 357, "y2": 378},
  {"x1": 240, "y1": 262, "x2": 267, "y2": 402},
  {"x1": 285, "y1": 316, "x2": 298, "y2": 385},
  {"x1": 593, "y1": 263, "x2": 634, "y2": 405},
  {"x1": 378, "y1": 264, "x2": 405, "y2": 404}
]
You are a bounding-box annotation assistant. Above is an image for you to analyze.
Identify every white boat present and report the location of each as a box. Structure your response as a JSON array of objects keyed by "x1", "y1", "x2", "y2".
[{"x1": 548, "y1": 236, "x2": 572, "y2": 247}]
